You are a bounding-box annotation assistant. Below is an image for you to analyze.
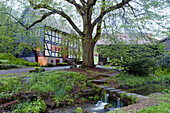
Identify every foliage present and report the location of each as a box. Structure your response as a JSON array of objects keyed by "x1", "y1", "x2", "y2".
[
  {"x1": 156, "y1": 53, "x2": 170, "y2": 73},
  {"x1": 120, "y1": 93, "x2": 127, "y2": 99},
  {"x1": 0, "y1": 92, "x2": 13, "y2": 102},
  {"x1": 74, "y1": 107, "x2": 83, "y2": 113},
  {"x1": 12, "y1": 99, "x2": 47, "y2": 113},
  {"x1": 56, "y1": 63, "x2": 68, "y2": 66},
  {"x1": 124, "y1": 58, "x2": 157, "y2": 76},
  {"x1": 53, "y1": 86, "x2": 67, "y2": 107},
  {"x1": 98, "y1": 41, "x2": 163, "y2": 76},
  {"x1": 44, "y1": 63, "x2": 54, "y2": 67},
  {"x1": 29, "y1": 66, "x2": 45, "y2": 73},
  {"x1": 0, "y1": 53, "x2": 38, "y2": 66},
  {"x1": 0, "y1": 77, "x2": 21, "y2": 93}
]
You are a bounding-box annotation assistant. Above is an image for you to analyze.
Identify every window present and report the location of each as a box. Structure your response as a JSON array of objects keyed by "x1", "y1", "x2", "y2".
[
  {"x1": 55, "y1": 46, "x2": 58, "y2": 51},
  {"x1": 52, "y1": 45, "x2": 55, "y2": 51}
]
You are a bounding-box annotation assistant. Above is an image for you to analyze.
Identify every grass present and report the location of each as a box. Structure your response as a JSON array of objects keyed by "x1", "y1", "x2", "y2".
[{"x1": 0, "y1": 70, "x2": 92, "y2": 112}]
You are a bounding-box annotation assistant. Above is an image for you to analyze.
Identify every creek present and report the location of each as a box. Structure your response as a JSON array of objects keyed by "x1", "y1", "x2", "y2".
[
  {"x1": 123, "y1": 83, "x2": 170, "y2": 96},
  {"x1": 49, "y1": 94, "x2": 125, "y2": 113}
]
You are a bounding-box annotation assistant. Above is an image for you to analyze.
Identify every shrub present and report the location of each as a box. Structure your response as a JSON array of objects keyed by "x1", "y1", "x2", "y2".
[
  {"x1": 75, "y1": 107, "x2": 83, "y2": 113},
  {"x1": 12, "y1": 99, "x2": 47, "y2": 113},
  {"x1": 0, "y1": 53, "x2": 38, "y2": 66},
  {"x1": 56, "y1": 63, "x2": 68, "y2": 66},
  {"x1": 157, "y1": 53, "x2": 170, "y2": 73},
  {"x1": 124, "y1": 58, "x2": 157, "y2": 76},
  {"x1": 44, "y1": 63, "x2": 54, "y2": 67}
]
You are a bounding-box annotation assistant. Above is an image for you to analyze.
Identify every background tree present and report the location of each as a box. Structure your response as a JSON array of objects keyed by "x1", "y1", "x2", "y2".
[{"x1": 3, "y1": 0, "x2": 169, "y2": 67}]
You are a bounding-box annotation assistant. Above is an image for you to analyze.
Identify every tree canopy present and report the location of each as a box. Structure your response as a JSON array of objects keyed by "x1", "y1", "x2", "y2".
[{"x1": 1, "y1": 0, "x2": 169, "y2": 67}]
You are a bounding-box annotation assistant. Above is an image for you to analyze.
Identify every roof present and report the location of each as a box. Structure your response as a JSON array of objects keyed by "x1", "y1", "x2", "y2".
[
  {"x1": 159, "y1": 36, "x2": 170, "y2": 42},
  {"x1": 96, "y1": 33, "x2": 157, "y2": 45}
]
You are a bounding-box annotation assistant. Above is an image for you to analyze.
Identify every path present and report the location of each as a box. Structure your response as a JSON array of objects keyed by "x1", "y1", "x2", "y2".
[
  {"x1": 0, "y1": 65, "x2": 116, "y2": 75},
  {"x1": 0, "y1": 66, "x2": 70, "y2": 75}
]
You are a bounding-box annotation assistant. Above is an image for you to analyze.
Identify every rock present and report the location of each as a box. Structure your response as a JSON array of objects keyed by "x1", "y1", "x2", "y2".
[
  {"x1": 104, "y1": 87, "x2": 116, "y2": 93},
  {"x1": 96, "y1": 85, "x2": 110, "y2": 89},
  {"x1": 109, "y1": 89, "x2": 122, "y2": 94},
  {"x1": 116, "y1": 91, "x2": 127, "y2": 96},
  {"x1": 136, "y1": 95, "x2": 149, "y2": 99},
  {"x1": 104, "y1": 104, "x2": 112, "y2": 111},
  {"x1": 126, "y1": 93, "x2": 137, "y2": 97},
  {"x1": 82, "y1": 89, "x2": 95, "y2": 96},
  {"x1": 92, "y1": 80, "x2": 106, "y2": 84}
]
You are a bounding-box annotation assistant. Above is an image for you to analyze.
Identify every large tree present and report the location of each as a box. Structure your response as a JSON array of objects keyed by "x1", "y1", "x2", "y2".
[{"x1": 4, "y1": 0, "x2": 169, "y2": 67}]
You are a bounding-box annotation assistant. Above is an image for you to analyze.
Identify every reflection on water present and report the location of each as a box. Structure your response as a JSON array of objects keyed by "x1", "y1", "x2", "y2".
[{"x1": 123, "y1": 83, "x2": 170, "y2": 96}]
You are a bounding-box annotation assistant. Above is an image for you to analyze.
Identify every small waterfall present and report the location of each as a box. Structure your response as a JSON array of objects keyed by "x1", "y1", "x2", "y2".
[
  {"x1": 105, "y1": 94, "x2": 109, "y2": 103},
  {"x1": 117, "y1": 98, "x2": 120, "y2": 108},
  {"x1": 95, "y1": 93, "x2": 109, "y2": 109}
]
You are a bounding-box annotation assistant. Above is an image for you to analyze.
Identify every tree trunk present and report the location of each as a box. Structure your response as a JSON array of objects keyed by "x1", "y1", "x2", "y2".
[{"x1": 82, "y1": 35, "x2": 95, "y2": 67}]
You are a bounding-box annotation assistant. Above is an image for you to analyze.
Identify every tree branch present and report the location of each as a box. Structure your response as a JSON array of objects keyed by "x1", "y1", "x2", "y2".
[
  {"x1": 66, "y1": 0, "x2": 84, "y2": 16},
  {"x1": 28, "y1": 1, "x2": 83, "y2": 36},
  {"x1": 80, "y1": 0, "x2": 86, "y2": 7},
  {"x1": 65, "y1": 0, "x2": 84, "y2": 10},
  {"x1": 27, "y1": 11, "x2": 56, "y2": 30},
  {"x1": 92, "y1": 0, "x2": 132, "y2": 29},
  {"x1": 89, "y1": 0, "x2": 97, "y2": 7},
  {"x1": 93, "y1": 21, "x2": 102, "y2": 44},
  {"x1": 3, "y1": 12, "x2": 27, "y2": 29},
  {"x1": 93, "y1": 0, "x2": 105, "y2": 43}
]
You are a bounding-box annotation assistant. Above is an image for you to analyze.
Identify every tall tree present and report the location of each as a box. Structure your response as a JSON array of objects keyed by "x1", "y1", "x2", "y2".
[{"x1": 5, "y1": 0, "x2": 169, "y2": 67}]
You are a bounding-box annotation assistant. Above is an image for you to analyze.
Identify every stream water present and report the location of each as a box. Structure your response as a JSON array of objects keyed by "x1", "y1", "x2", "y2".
[
  {"x1": 49, "y1": 94, "x2": 125, "y2": 113},
  {"x1": 123, "y1": 83, "x2": 170, "y2": 96}
]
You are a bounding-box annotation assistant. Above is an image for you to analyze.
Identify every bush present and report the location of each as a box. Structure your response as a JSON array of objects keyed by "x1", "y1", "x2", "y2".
[
  {"x1": 12, "y1": 99, "x2": 47, "y2": 113},
  {"x1": 0, "y1": 53, "x2": 38, "y2": 66},
  {"x1": 157, "y1": 53, "x2": 170, "y2": 73},
  {"x1": 44, "y1": 63, "x2": 54, "y2": 67},
  {"x1": 124, "y1": 58, "x2": 157, "y2": 76},
  {"x1": 56, "y1": 63, "x2": 68, "y2": 66}
]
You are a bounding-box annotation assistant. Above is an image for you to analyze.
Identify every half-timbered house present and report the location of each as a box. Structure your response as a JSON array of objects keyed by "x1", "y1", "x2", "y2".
[{"x1": 16, "y1": 8, "x2": 80, "y2": 66}]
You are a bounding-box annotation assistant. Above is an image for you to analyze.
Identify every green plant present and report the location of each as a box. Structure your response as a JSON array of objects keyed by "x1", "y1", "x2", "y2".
[
  {"x1": 0, "y1": 53, "x2": 38, "y2": 66},
  {"x1": 137, "y1": 102, "x2": 170, "y2": 113},
  {"x1": 125, "y1": 58, "x2": 157, "y2": 76},
  {"x1": 65, "y1": 85, "x2": 73, "y2": 93},
  {"x1": 88, "y1": 96, "x2": 93, "y2": 100},
  {"x1": 34, "y1": 67, "x2": 44, "y2": 72},
  {"x1": 120, "y1": 93, "x2": 127, "y2": 99},
  {"x1": 94, "y1": 95, "x2": 100, "y2": 102},
  {"x1": 12, "y1": 98, "x2": 47, "y2": 113},
  {"x1": 131, "y1": 95, "x2": 139, "y2": 104},
  {"x1": 75, "y1": 107, "x2": 83, "y2": 113},
  {"x1": 162, "y1": 89, "x2": 170, "y2": 94},
  {"x1": 56, "y1": 63, "x2": 68, "y2": 66}
]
